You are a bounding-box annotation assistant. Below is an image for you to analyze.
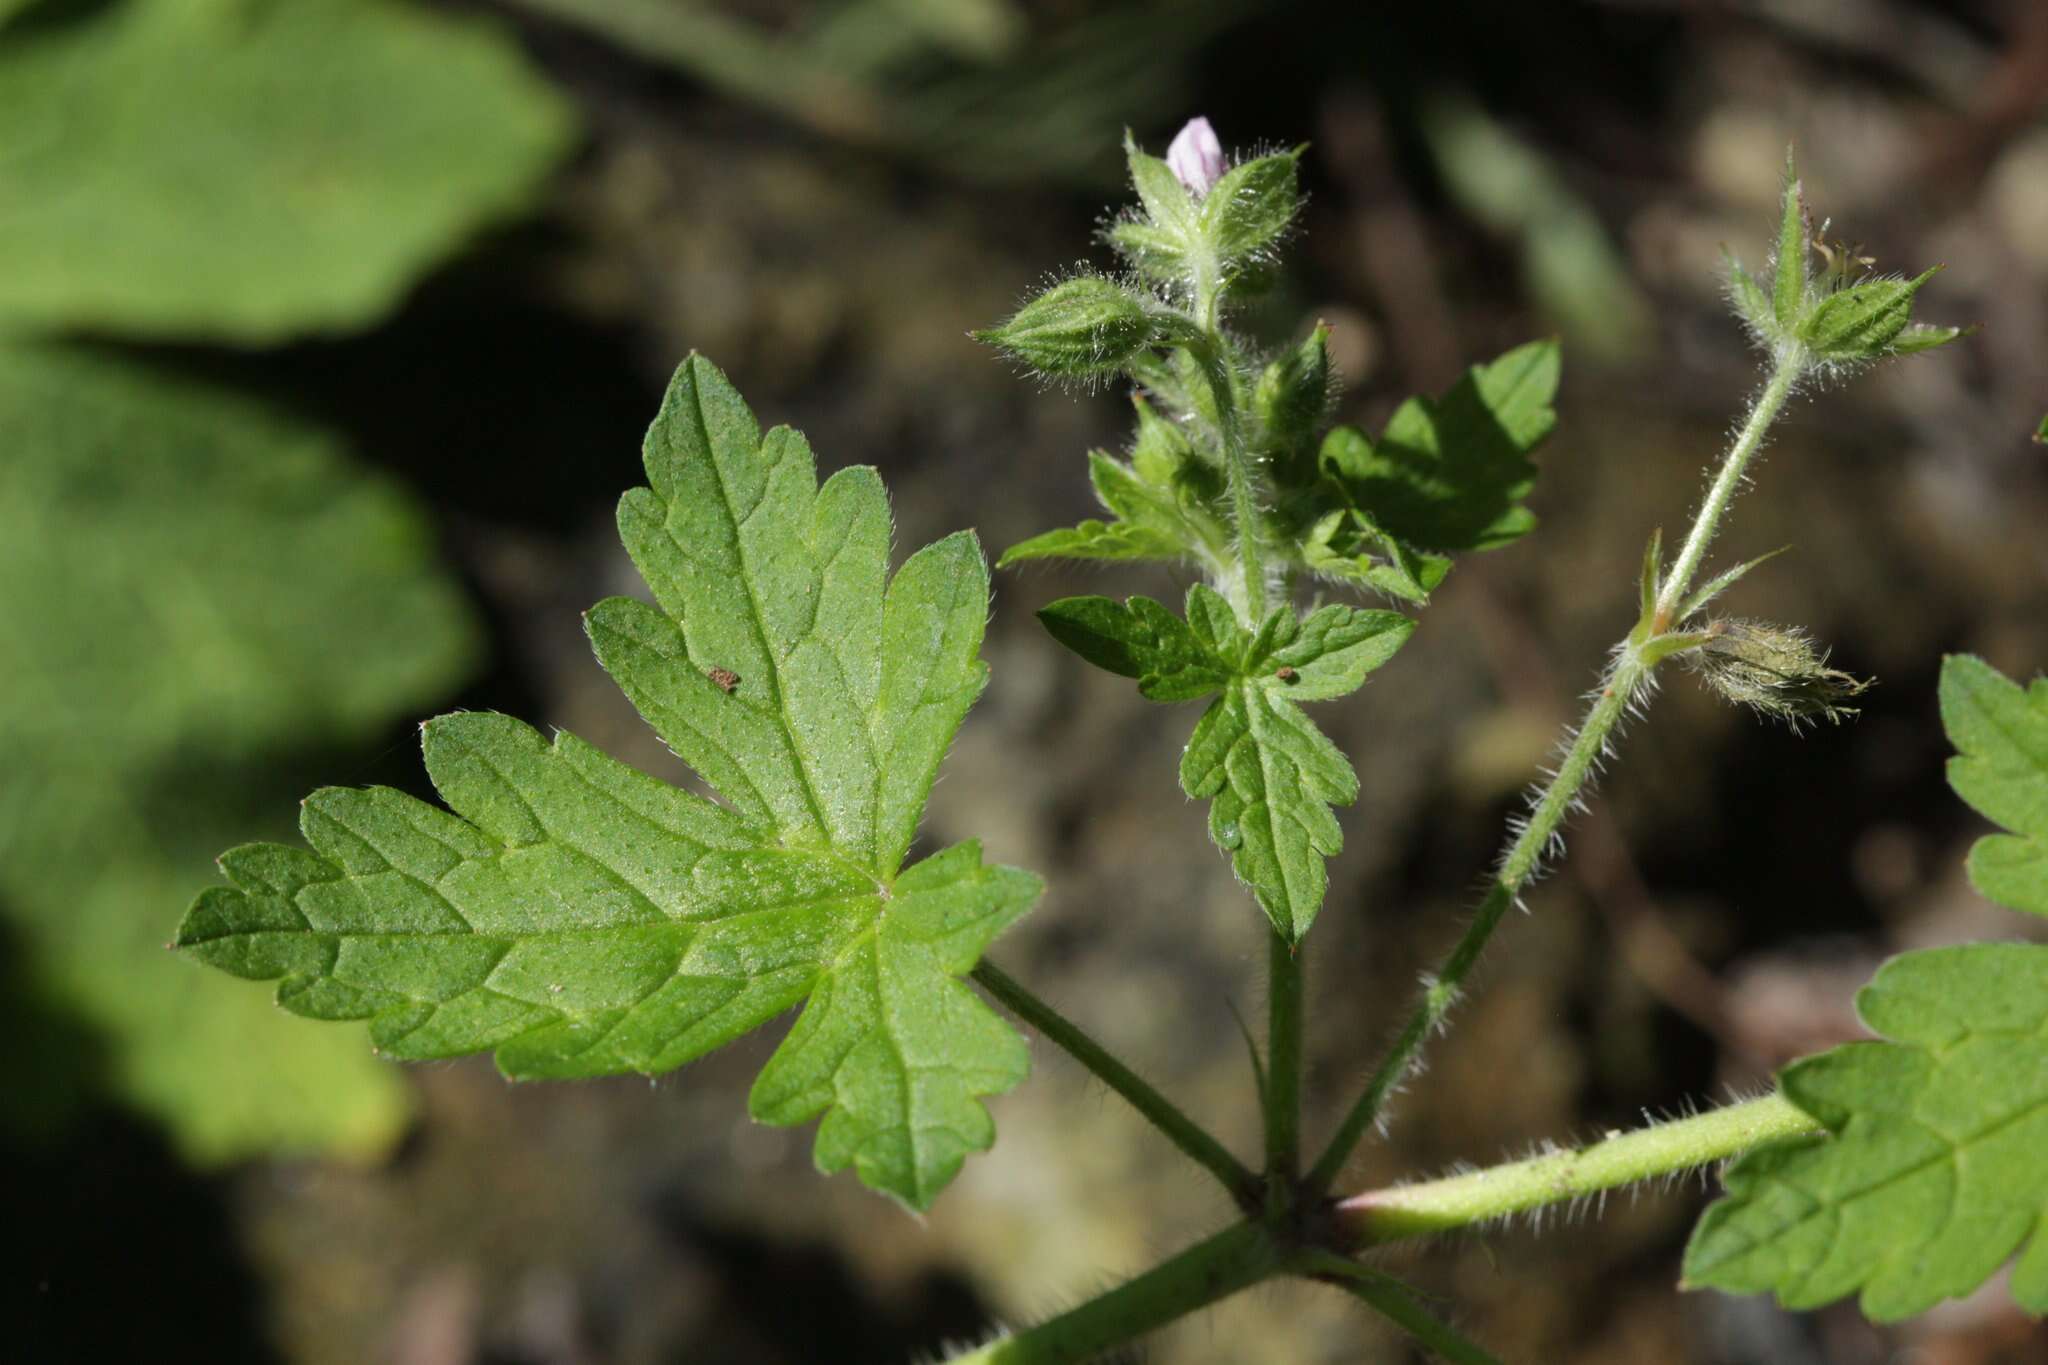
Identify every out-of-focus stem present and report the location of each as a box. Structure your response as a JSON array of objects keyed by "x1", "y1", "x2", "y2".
[{"x1": 972, "y1": 960, "x2": 1258, "y2": 1207}]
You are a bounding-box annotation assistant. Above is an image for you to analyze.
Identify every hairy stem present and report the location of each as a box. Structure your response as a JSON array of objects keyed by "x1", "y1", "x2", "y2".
[
  {"x1": 1265, "y1": 929, "x2": 1304, "y2": 1205},
  {"x1": 972, "y1": 960, "x2": 1259, "y2": 1207},
  {"x1": 1653, "y1": 355, "x2": 1802, "y2": 627},
  {"x1": 1202, "y1": 349, "x2": 1268, "y2": 622},
  {"x1": 1298, "y1": 1252, "x2": 1503, "y2": 1365},
  {"x1": 1308, "y1": 350, "x2": 1810, "y2": 1192},
  {"x1": 940, "y1": 1222, "x2": 1281, "y2": 1365},
  {"x1": 1306, "y1": 669, "x2": 1637, "y2": 1190},
  {"x1": 1336, "y1": 1092, "x2": 1819, "y2": 1246}
]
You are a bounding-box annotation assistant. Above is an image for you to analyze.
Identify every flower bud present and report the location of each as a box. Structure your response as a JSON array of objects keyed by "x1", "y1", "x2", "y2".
[
  {"x1": 1254, "y1": 322, "x2": 1332, "y2": 479},
  {"x1": 1689, "y1": 619, "x2": 1871, "y2": 728},
  {"x1": 1796, "y1": 267, "x2": 1943, "y2": 363},
  {"x1": 1166, "y1": 117, "x2": 1225, "y2": 198},
  {"x1": 974, "y1": 276, "x2": 1155, "y2": 379}
]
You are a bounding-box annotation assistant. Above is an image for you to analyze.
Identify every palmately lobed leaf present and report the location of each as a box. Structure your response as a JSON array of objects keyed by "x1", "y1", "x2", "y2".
[
  {"x1": 179, "y1": 355, "x2": 1041, "y2": 1209},
  {"x1": 1940, "y1": 654, "x2": 2048, "y2": 917},
  {"x1": 1684, "y1": 944, "x2": 2048, "y2": 1320}
]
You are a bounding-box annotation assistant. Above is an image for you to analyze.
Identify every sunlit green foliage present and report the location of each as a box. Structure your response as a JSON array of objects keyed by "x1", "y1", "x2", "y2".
[{"x1": 178, "y1": 356, "x2": 1041, "y2": 1208}]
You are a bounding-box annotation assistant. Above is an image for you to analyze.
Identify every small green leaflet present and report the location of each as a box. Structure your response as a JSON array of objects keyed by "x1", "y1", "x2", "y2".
[
  {"x1": 1303, "y1": 339, "x2": 1558, "y2": 601},
  {"x1": 1684, "y1": 944, "x2": 2048, "y2": 1319},
  {"x1": 1321, "y1": 338, "x2": 1557, "y2": 550},
  {"x1": 999, "y1": 397, "x2": 1228, "y2": 571},
  {"x1": 1940, "y1": 654, "x2": 2048, "y2": 917},
  {"x1": 1038, "y1": 587, "x2": 1413, "y2": 939},
  {"x1": 179, "y1": 355, "x2": 1042, "y2": 1209},
  {"x1": 1686, "y1": 656, "x2": 2048, "y2": 1320}
]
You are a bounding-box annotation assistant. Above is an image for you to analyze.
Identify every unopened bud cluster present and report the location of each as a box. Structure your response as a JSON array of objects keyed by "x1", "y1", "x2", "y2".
[
  {"x1": 976, "y1": 118, "x2": 1303, "y2": 383},
  {"x1": 1726, "y1": 156, "x2": 1962, "y2": 372}
]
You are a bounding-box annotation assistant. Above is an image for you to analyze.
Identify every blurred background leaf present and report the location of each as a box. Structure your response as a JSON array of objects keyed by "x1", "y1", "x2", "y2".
[
  {"x1": 0, "y1": 343, "x2": 484, "y2": 1161},
  {"x1": 0, "y1": 0, "x2": 574, "y2": 342}
]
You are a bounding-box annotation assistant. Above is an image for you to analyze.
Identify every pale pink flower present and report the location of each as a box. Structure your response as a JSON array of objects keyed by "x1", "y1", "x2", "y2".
[{"x1": 1166, "y1": 117, "x2": 1225, "y2": 199}]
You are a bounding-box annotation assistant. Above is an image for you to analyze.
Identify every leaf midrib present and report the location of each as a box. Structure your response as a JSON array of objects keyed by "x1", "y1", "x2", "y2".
[{"x1": 683, "y1": 373, "x2": 841, "y2": 850}]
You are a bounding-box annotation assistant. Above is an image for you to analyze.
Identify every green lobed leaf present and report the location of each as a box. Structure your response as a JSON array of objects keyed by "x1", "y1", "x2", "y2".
[
  {"x1": 1037, "y1": 596, "x2": 1231, "y2": 702},
  {"x1": 1173, "y1": 597, "x2": 1413, "y2": 940},
  {"x1": 1301, "y1": 339, "x2": 1557, "y2": 600},
  {"x1": 1181, "y1": 680, "x2": 1355, "y2": 943},
  {"x1": 0, "y1": 0, "x2": 574, "y2": 342},
  {"x1": 2036, "y1": 414, "x2": 2048, "y2": 444},
  {"x1": 1270, "y1": 605, "x2": 1416, "y2": 701},
  {"x1": 1939, "y1": 654, "x2": 2048, "y2": 917},
  {"x1": 1684, "y1": 943, "x2": 2048, "y2": 1320},
  {"x1": 179, "y1": 355, "x2": 1042, "y2": 1208}
]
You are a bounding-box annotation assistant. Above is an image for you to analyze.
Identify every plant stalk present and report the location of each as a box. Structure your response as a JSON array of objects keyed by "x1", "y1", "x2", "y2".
[
  {"x1": 1264, "y1": 929, "x2": 1304, "y2": 1206},
  {"x1": 1305, "y1": 670, "x2": 1636, "y2": 1190},
  {"x1": 1653, "y1": 356, "x2": 1802, "y2": 627},
  {"x1": 1336, "y1": 1092, "x2": 1819, "y2": 1246},
  {"x1": 972, "y1": 960, "x2": 1259, "y2": 1208},
  {"x1": 1307, "y1": 350, "x2": 1811, "y2": 1192},
  {"x1": 939, "y1": 1222, "x2": 1281, "y2": 1365},
  {"x1": 1297, "y1": 1251, "x2": 1503, "y2": 1365}
]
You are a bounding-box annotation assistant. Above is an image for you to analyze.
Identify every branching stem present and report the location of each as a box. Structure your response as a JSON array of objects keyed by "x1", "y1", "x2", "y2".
[
  {"x1": 1306, "y1": 348, "x2": 1810, "y2": 1192},
  {"x1": 971, "y1": 960, "x2": 1259, "y2": 1208}
]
